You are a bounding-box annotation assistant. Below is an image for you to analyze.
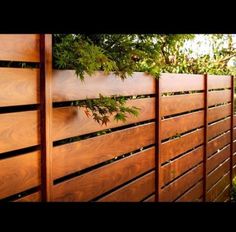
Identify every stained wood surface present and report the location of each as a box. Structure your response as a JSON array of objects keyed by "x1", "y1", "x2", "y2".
[
  {"x1": 160, "y1": 73, "x2": 204, "y2": 93},
  {"x1": 208, "y1": 117, "x2": 230, "y2": 140},
  {"x1": 160, "y1": 128, "x2": 204, "y2": 163},
  {"x1": 0, "y1": 34, "x2": 40, "y2": 62},
  {"x1": 0, "y1": 111, "x2": 40, "y2": 153},
  {"x1": 52, "y1": 98, "x2": 155, "y2": 141},
  {"x1": 160, "y1": 164, "x2": 203, "y2": 201},
  {"x1": 208, "y1": 104, "x2": 231, "y2": 123},
  {"x1": 14, "y1": 191, "x2": 41, "y2": 202},
  {"x1": 214, "y1": 185, "x2": 230, "y2": 202},
  {"x1": 160, "y1": 146, "x2": 203, "y2": 186},
  {"x1": 208, "y1": 75, "x2": 231, "y2": 89},
  {"x1": 161, "y1": 111, "x2": 204, "y2": 140},
  {"x1": 208, "y1": 90, "x2": 231, "y2": 106},
  {"x1": 53, "y1": 123, "x2": 155, "y2": 179},
  {"x1": 0, "y1": 68, "x2": 39, "y2": 106},
  {"x1": 143, "y1": 194, "x2": 155, "y2": 202},
  {"x1": 52, "y1": 70, "x2": 155, "y2": 101},
  {"x1": 0, "y1": 151, "x2": 40, "y2": 199},
  {"x1": 52, "y1": 147, "x2": 155, "y2": 202},
  {"x1": 97, "y1": 171, "x2": 155, "y2": 202}
]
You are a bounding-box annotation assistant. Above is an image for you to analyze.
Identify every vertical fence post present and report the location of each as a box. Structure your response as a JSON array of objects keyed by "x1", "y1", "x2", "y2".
[
  {"x1": 203, "y1": 73, "x2": 208, "y2": 202},
  {"x1": 155, "y1": 77, "x2": 161, "y2": 202},
  {"x1": 40, "y1": 34, "x2": 53, "y2": 202},
  {"x1": 230, "y1": 75, "x2": 235, "y2": 192}
]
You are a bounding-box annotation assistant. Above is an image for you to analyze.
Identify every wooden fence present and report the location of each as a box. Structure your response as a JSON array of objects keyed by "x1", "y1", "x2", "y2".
[{"x1": 0, "y1": 34, "x2": 236, "y2": 202}]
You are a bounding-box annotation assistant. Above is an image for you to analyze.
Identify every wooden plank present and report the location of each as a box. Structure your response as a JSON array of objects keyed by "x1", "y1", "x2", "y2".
[
  {"x1": 160, "y1": 146, "x2": 203, "y2": 187},
  {"x1": 0, "y1": 111, "x2": 40, "y2": 153},
  {"x1": 234, "y1": 128, "x2": 236, "y2": 140},
  {"x1": 176, "y1": 181, "x2": 203, "y2": 202},
  {"x1": 52, "y1": 70, "x2": 155, "y2": 102},
  {"x1": 160, "y1": 128, "x2": 204, "y2": 164},
  {"x1": 161, "y1": 93, "x2": 203, "y2": 117},
  {"x1": 159, "y1": 164, "x2": 203, "y2": 202},
  {"x1": 207, "y1": 131, "x2": 230, "y2": 157},
  {"x1": 214, "y1": 185, "x2": 230, "y2": 202},
  {"x1": 207, "y1": 172, "x2": 230, "y2": 202},
  {"x1": 160, "y1": 73, "x2": 204, "y2": 93},
  {"x1": 0, "y1": 68, "x2": 39, "y2": 107},
  {"x1": 206, "y1": 158, "x2": 230, "y2": 191},
  {"x1": 52, "y1": 98, "x2": 155, "y2": 141},
  {"x1": 208, "y1": 117, "x2": 230, "y2": 140},
  {"x1": 53, "y1": 122, "x2": 155, "y2": 179},
  {"x1": 97, "y1": 171, "x2": 155, "y2": 202},
  {"x1": 143, "y1": 194, "x2": 155, "y2": 202},
  {"x1": 208, "y1": 75, "x2": 231, "y2": 89},
  {"x1": 234, "y1": 141, "x2": 236, "y2": 153},
  {"x1": 0, "y1": 34, "x2": 40, "y2": 62},
  {"x1": 234, "y1": 115, "x2": 236, "y2": 127},
  {"x1": 52, "y1": 147, "x2": 155, "y2": 202},
  {"x1": 161, "y1": 111, "x2": 204, "y2": 140},
  {"x1": 207, "y1": 145, "x2": 230, "y2": 174},
  {"x1": 208, "y1": 90, "x2": 231, "y2": 106},
  {"x1": 208, "y1": 104, "x2": 231, "y2": 123},
  {"x1": 14, "y1": 191, "x2": 41, "y2": 202},
  {"x1": 0, "y1": 151, "x2": 40, "y2": 199}
]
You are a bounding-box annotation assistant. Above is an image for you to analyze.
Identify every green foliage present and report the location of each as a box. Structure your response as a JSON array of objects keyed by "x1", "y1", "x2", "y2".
[{"x1": 72, "y1": 94, "x2": 140, "y2": 125}]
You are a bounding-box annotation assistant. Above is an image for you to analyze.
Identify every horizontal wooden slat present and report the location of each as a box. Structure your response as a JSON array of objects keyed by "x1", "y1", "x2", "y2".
[
  {"x1": 52, "y1": 98, "x2": 155, "y2": 141},
  {"x1": 176, "y1": 181, "x2": 203, "y2": 202},
  {"x1": 234, "y1": 128, "x2": 236, "y2": 141},
  {"x1": 161, "y1": 93, "x2": 203, "y2": 117},
  {"x1": 52, "y1": 70, "x2": 155, "y2": 102},
  {"x1": 207, "y1": 145, "x2": 230, "y2": 174},
  {"x1": 207, "y1": 158, "x2": 230, "y2": 191},
  {"x1": 0, "y1": 111, "x2": 40, "y2": 153},
  {"x1": 160, "y1": 146, "x2": 203, "y2": 187},
  {"x1": 159, "y1": 164, "x2": 203, "y2": 202},
  {"x1": 208, "y1": 117, "x2": 230, "y2": 140},
  {"x1": 14, "y1": 191, "x2": 41, "y2": 202},
  {"x1": 207, "y1": 172, "x2": 230, "y2": 202},
  {"x1": 234, "y1": 165, "x2": 236, "y2": 178},
  {"x1": 160, "y1": 128, "x2": 204, "y2": 163},
  {"x1": 0, "y1": 151, "x2": 40, "y2": 199},
  {"x1": 234, "y1": 153, "x2": 236, "y2": 165},
  {"x1": 208, "y1": 75, "x2": 231, "y2": 89},
  {"x1": 53, "y1": 122, "x2": 155, "y2": 179},
  {"x1": 161, "y1": 111, "x2": 204, "y2": 140},
  {"x1": 160, "y1": 73, "x2": 204, "y2": 93},
  {"x1": 0, "y1": 34, "x2": 40, "y2": 62},
  {"x1": 52, "y1": 147, "x2": 155, "y2": 202},
  {"x1": 97, "y1": 171, "x2": 155, "y2": 202},
  {"x1": 0, "y1": 68, "x2": 39, "y2": 107},
  {"x1": 207, "y1": 131, "x2": 230, "y2": 158},
  {"x1": 234, "y1": 115, "x2": 236, "y2": 127},
  {"x1": 143, "y1": 194, "x2": 155, "y2": 202},
  {"x1": 208, "y1": 104, "x2": 231, "y2": 123},
  {"x1": 208, "y1": 90, "x2": 231, "y2": 106},
  {"x1": 214, "y1": 185, "x2": 230, "y2": 202}
]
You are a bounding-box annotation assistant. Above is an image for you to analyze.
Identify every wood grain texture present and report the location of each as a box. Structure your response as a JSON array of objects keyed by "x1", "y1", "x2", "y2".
[
  {"x1": 52, "y1": 70, "x2": 155, "y2": 102},
  {"x1": 208, "y1": 90, "x2": 231, "y2": 106},
  {"x1": 206, "y1": 172, "x2": 230, "y2": 202},
  {"x1": 160, "y1": 146, "x2": 203, "y2": 187},
  {"x1": 53, "y1": 122, "x2": 155, "y2": 179},
  {"x1": 161, "y1": 111, "x2": 204, "y2": 140},
  {"x1": 143, "y1": 194, "x2": 155, "y2": 202},
  {"x1": 0, "y1": 151, "x2": 40, "y2": 199},
  {"x1": 214, "y1": 185, "x2": 230, "y2": 202},
  {"x1": 207, "y1": 131, "x2": 230, "y2": 157},
  {"x1": 97, "y1": 171, "x2": 155, "y2": 202},
  {"x1": 159, "y1": 164, "x2": 203, "y2": 202},
  {"x1": 206, "y1": 158, "x2": 230, "y2": 191},
  {"x1": 161, "y1": 93, "x2": 203, "y2": 117},
  {"x1": 207, "y1": 145, "x2": 230, "y2": 174},
  {"x1": 52, "y1": 98, "x2": 155, "y2": 141},
  {"x1": 208, "y1": 117, "x2": 230, "y2": 140},
  {"x1": 14, "y1": 191, "x2": 41, "y2": 202},
  {"x1": 0, "y1": 111, "x2": 40, "y2": 153},
  {"x1": 160, "y1": 128, "x2": 204, "y2": 163},
  {"x1": 208, "y1": 75, "x2": 231, "y2": 89},
  {"x1": 0, "y1": 34, "x2": 40, "y2": 62},
  {"x1": 160, "y1": 73, "x2": 204, "y2": 93},
  {"x1": 52, "y1": 147, "x2": 155, "y2": 202},
  {"x1": 234, "y1": 115, "x2": 236, "y2": 127},
  {"x1": 0, "y1": 68, "x2": 39, "y2": 107},
  {"x1": 208, "y1": 104, "x2": 231, "y2": 123},
  {"x1": 176, "y1": 181, "x2": 203, "y2": 202}
]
